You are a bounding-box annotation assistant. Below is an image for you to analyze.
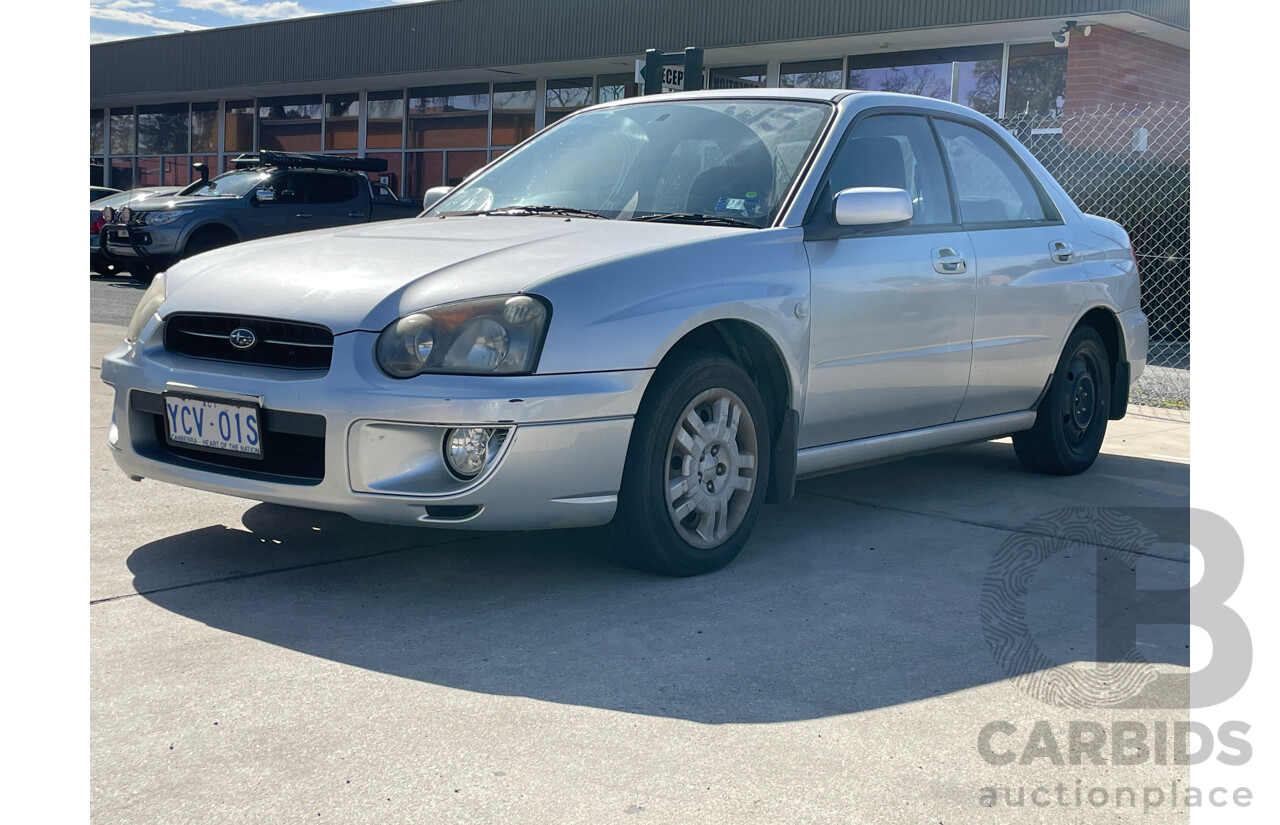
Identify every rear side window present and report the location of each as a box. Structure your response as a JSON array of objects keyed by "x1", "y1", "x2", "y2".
[
  {"x1": 933, "y1": 119, "x2": 1048, "y2": 224},
  {"x1": 308, "y1": 174, "x2": 358, "y2": 204}
]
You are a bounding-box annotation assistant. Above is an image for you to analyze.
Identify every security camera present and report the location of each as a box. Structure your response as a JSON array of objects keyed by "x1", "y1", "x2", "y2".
[{"x1": 1053, "y1": 30, "x2": 1070, "y2": 48}]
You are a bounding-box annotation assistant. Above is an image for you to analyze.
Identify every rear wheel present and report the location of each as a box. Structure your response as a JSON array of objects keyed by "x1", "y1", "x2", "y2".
[
  {"x1": 608, "y1": 351, "x2": 770, "y2": 576},
  {"x1": 1013, "y1": 325, "x2": 1111, "y2": 475}
]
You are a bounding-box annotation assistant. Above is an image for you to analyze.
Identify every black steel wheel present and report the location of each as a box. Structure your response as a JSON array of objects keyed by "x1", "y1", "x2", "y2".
[{"x1": 1013, "y1": 325, "x2": 1111, "y2": 475}]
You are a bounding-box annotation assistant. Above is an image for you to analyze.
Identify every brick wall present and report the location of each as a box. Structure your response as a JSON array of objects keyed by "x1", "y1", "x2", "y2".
[
  {"x1": 1064, "y1": 24, "x2": 1189, "y2": 112},
  {"x1": 1061, "y1": 25, "x2": 1189, "y2": 160}
]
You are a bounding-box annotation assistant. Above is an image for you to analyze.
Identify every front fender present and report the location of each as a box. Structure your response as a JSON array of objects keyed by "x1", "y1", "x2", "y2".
[{"x1": 530, "y1": 227, "x2": 811, "y2": 409}]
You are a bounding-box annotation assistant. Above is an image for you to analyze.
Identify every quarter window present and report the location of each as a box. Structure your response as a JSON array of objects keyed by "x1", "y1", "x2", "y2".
[{"x1": 933, "y1": 119, "x2": 1049, "y2": 224}]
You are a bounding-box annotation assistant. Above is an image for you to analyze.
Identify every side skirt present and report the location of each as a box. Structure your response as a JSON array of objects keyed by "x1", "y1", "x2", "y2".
[{"x1": 795, "y1": 411, "x2": 1037, "y2": 479}]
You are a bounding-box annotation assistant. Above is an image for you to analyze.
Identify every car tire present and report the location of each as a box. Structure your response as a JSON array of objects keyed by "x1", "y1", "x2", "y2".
[
  {"x1": 1013, "y1": 325, "x2": 1111, "y2": 475},
  {"x1": 184, "y1": 227, "x2": 235, "y2": 259},
  {"x1": 608, "y1": 350, "x2": 771, "y2": 576}
]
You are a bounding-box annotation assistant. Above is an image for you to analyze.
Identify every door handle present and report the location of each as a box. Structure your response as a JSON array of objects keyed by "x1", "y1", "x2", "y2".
[
  {"x1": 295, "y1": 212, "x2": 313, "y2": 218},
  {"x1": 1049, "y1": 240, "x2": 1075, "y2": 264},
  {"x1": 932, "y1": 246, "x2": 967, "y2": 274},
  {"x1": 347, "y1": 212, "x2": 366, "y2": 218}
]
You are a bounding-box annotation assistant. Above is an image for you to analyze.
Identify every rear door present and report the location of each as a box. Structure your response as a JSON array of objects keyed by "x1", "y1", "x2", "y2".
[
  {"x1": 801, "y1": 112, "x2": 977, "y2": 448},
  {"x1": 299, "y1": 173, "x2": 365, "y2": 228},
  {"x1": 930, "y1": 118, "x2": 1092, "y2": 421}
]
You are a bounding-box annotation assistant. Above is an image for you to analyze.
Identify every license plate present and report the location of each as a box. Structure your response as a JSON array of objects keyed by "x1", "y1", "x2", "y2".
[
  {"x1": 112, "y1": 230, "x2": 129, "y2": 240},
  {"x1": 163, "y1": 394, "x2": 263, "y2": 458}
]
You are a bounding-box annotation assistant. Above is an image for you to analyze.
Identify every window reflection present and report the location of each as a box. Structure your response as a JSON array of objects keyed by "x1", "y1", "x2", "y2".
[
  {"x1": 848, "y1": 46, "x2": 1002, "y2": 116},
  {"x1": 191, "y1": 102, "x2": 217, "y2": 153},
  {"x1": 138, "y1": 103, "x2": 188, "y2": 155},
  {"x1": 446, "y1": 150, "x2": 487, "y2": 186},
  {"x1": 259, "y1": 95, "x2": 322, "y2": 152},
  {"x1": 91, "y1": 111, "x2": 104, "y2": 156},
  {"x1": 780, "y1": 59, "x2": 843, "y2": 88},
  {"x1": 405, "y1": 151, "x2": 445, "y2": 201},
  {"x1": 709, "y1": 65, "x2": 767, "y2": 89},
  {"x1": 493, "y1": 81, "x2": 535, "y2": 146},
  {"x1": 326, "y1": 93, "x2": 359, "y2": 151},
  {"x1": 225, "y1": 100, "x2": 255, "y2": 153},
  {"x1": 1005, "y1": 43, "x2": 1067, "y2": 119},
  {"x1": 110, "y1": 108, "x2": 135, "y2": 155},
  {"x1": 367, "y1": 90, "x2": 405, "y2": 149},
  {"x1": 596, "y1": 72, "x2": 635, "y2": 103},
  {"x1": 409, "y1": 84, "x2": 489, "y2": 149},
  {"x1": 546, "y1": 77, "x2": 592, "y2": 125}
]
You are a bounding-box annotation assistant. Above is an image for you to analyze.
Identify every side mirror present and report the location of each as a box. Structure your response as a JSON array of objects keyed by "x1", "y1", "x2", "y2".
[
  {"x1": 833, "y1": 187, "x2": 913, "y2": 227},
  {"x1": 254, "y1": 188, "x2": 275, "y2": 203},
  {"x1": 422, "y1": 185, "x2": 453, "y2": 212}
]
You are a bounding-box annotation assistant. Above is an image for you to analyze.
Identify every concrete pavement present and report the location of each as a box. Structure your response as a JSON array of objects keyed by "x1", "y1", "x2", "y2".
[{"x1": 91, "y1": 322, "x2": 1193, "y2": 824}]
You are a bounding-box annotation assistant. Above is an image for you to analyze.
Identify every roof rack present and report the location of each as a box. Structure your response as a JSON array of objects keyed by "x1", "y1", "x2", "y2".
[{"x1": 229, "y1": 151, "x2": 388, "y2": 174}]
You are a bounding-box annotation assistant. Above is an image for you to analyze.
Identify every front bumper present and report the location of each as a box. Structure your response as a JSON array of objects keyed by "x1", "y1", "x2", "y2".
[
  {"x1": 102, "y1": 221, "x2": 181, "y2": 261},
  {"x1": 101, "y1": 323, "x2": 651, "y2": 530}
]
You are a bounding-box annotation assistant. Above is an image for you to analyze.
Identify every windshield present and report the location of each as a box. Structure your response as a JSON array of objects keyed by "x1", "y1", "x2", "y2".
[
  {"x1": 433, "y1": 98, "x2": 833, "y2": 227},
  {"x1": 185, "y1": 169, "x2": 272, "y2": 198}
]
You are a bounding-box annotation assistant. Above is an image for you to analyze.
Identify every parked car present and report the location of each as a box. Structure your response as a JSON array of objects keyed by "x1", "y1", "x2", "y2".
[
  {"x1": 91, "y1": 187, "x2": 184, "y2": 275},
  {"x1": 101, "y1": 89, "x2": 1147, "y2": 576},
  {"x1": 91, "y1": 186, "x2": 122, "y2": 202},
  {"x1": 98, "y1": 152, "x2": 421, "y2": 281}
]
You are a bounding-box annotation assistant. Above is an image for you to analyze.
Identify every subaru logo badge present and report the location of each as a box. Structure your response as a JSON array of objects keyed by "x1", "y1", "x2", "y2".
[{"x1": 229, "y1": 327, "x2": 258, "y2": 350}]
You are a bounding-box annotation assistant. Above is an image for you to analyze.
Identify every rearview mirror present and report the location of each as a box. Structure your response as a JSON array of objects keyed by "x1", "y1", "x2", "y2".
[
  {"x1": 422, "y1": 186, "x2": 453, "y2": 212},
  {"x1": 833, "y1": 187, "x2": 913, "y2": 227}
]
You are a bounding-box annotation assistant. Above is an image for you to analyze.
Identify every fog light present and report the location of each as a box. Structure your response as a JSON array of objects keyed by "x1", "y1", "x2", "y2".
[
  {"x1": 445, "y1": 427, "x2": 493, "y2": 479},
  {"x1": 108, "y1": 418, "x2": 119, "y2": 448}
]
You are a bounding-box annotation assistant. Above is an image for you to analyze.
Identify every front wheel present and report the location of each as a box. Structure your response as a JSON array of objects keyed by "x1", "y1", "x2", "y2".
[
  {"x1": 1013, "y1": 325, "x2": 1111, "y2": 475},
  {"x1": 608, "y1": 352, "x2": 770, "y2": 576}
]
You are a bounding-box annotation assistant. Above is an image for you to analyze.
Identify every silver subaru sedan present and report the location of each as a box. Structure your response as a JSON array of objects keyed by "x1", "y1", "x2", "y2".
[{"x1": 102, "y1": 88, "x2": 1147, "y2": 576}]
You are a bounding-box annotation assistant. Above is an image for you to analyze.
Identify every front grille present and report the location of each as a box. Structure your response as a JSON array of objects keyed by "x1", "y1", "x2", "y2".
[
  {"x1": 164, "y1": 313, "x2": 334, "y2": 371},
  {"x1": 130, "y1": 390, "x2": 326, "y2": 484}
]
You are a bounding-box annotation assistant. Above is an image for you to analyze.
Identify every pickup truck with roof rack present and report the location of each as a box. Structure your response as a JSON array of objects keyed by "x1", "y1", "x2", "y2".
[{"x1": 99, "y1": 151, "x2": 420, "y2": 280}]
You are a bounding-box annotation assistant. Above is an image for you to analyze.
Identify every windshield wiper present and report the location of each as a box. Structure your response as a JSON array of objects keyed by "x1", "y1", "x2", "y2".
[
  {"x1": 448, "y1": 205, "x2": 610, "y2": 219},
  {"x1": 632, "y1": 212, "x2": 761, "y2": 229}
]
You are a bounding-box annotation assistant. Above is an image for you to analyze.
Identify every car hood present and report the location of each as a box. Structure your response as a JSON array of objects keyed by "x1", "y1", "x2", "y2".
[
  {"x1": 129, "y1": 194, "x2": 232, "y2": 211},
  {"x1": 160, "y1": 216, "x2": 741, "y2": 333}
]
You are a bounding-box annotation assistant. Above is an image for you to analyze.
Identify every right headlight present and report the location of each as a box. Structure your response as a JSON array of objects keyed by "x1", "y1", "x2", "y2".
[
  {"x1": 375, "y1": 294, "x2": 550, "y2": 378},
  {"x1": 125, "y1": 272, "x2": 167, "y2": 344}
]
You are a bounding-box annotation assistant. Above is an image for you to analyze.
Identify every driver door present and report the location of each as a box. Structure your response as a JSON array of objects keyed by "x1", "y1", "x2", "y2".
[{"x1": 800, "y1": 113, "x2": 977, "y2": 448}]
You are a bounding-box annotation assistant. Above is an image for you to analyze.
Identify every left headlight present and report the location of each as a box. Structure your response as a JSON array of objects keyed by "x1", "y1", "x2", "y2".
[
  {"x1": 375, "y1": 294, "x2": 550, "y2": 378},
  {"x1": 145, "y1": 209, "x2": 193, "y2": 226},
  {"x1": 125, "y1": 272, "x2": 167, "y2": 344}
]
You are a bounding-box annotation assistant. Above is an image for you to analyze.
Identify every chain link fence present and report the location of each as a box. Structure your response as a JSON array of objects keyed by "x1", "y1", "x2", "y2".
[{"x1": 1001, "y1": 102, "x2": 1190, "y2": 410}]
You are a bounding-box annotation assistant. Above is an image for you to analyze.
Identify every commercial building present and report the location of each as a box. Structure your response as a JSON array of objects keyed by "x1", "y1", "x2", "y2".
[{"x1": 89, "y1": 0, "x2": 1188, "y2": 202}]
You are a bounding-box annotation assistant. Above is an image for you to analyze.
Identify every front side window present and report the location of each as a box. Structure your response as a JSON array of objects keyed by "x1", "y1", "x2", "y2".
[
  {"x1": 821, "y1": 114, "x2": 953, "y2": 226},
  {"x1": 432, "y1": 99, "x2": 833, "y2": 227},
  {"x1": 933, "y1": 119, "x2": 1049, "y2": 224}
]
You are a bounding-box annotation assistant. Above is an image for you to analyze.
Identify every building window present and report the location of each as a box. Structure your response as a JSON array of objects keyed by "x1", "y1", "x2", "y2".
[
  {"x1": 1004, "y1": 43, "x2": 1068, "y2": 120},
  {"x1": 596, "y1": 72, "x2": 634, "y2": 103},
  {"x1": 365, "y1": 152, "x2": 403, "y2": 195},
  {"x1": 405, "y1": 151, "x2": 445, "y2": 201},
  {"x1": 325, "y1": 93, "x2": 359, "y2": 151},
  {"x1": 259, "y1": 95, "x2": 322, "y2": 152},
  {"x1": 446, "y1": 150, "x2": 487, "y2": 186},
  {"x1": 137, "y1": 102, "x2": 189, "y2": 155},
  {"x1": 110, "y1": 108, "x2": 135, "y2": 156},
  {"x1": 408, "y1": 84, "x2": 489, "y2": 149},
  {"x1": 110, "y1": 158, "x2": 134, "y2": 190},
  {"x1": 709, "y1": 65, "x2": 767, "y2": 89},
  {"x1": 367, "y1": 90, "x2": 405, "y2": 149},
  {"x1": 225, "y1": 100, "x2": 255, "y2": 153},
  {"x1": 91, "y1": 111, "x2": 104, "y2": 156},
  {"x1": 780, "y1": 59, "x2": 843, "y2": 88},
  {"x1": 848, "y1": 46, "x2": 1002, "y2": 116},
  {"x1": 492, "y1": 81, "x2": 536, "y2": 146},
  {"x1": 546, "y1": 77, "x2": 593, "y2": 124},
  {"x1": 191, "y1": 102, "x2": 218, "y2": 153}
]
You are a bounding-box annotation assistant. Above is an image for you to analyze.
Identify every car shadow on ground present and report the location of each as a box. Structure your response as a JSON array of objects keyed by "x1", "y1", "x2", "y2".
[{"x1": 126, "y1": 442, "x2": 1190, "y2": 724}]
